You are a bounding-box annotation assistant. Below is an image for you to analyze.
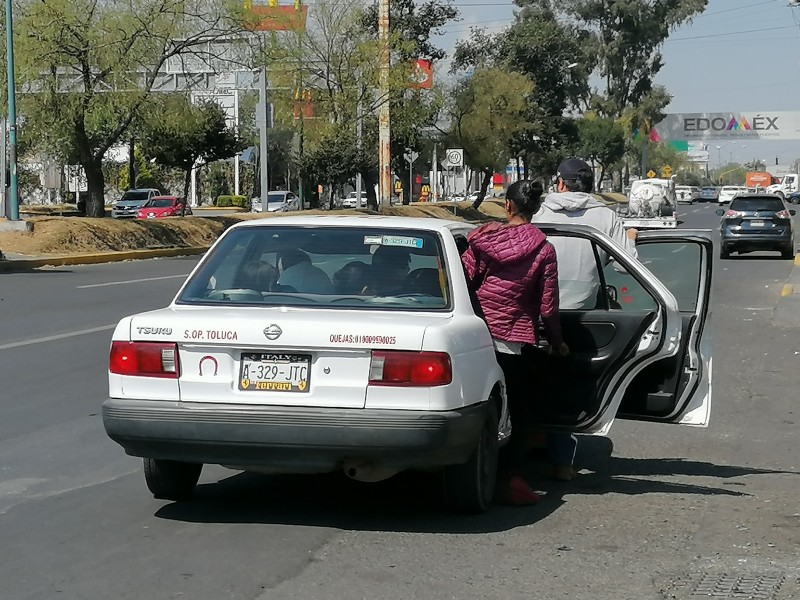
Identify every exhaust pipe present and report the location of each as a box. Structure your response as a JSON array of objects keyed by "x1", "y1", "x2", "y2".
[{"x1": 342, "y1": 459, "x2": 399, "y2": 483}]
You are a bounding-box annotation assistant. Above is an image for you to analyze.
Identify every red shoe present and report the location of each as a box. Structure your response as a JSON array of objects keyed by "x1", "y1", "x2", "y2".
[{"x1": 502, "y1": 476, "x2": 542, "y2": 506}]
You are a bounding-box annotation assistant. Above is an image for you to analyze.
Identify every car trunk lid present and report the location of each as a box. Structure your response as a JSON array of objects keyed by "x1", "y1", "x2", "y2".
[{"x1": 129, "y1": 308, "x2": 448, "y2": 408}]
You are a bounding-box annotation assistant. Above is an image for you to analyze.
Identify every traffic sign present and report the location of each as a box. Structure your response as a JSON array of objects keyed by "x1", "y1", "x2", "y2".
[
  {"x1": 647, "y1": 170, "x2": 657, "y2": 178},
  {"x1": 661, "y1": 165, "x2": 673, "y2": 178},
  {"x1": 444, "y1": 148, "x2": 464, "y2": 168},
  {"x1": 404, "y1": 150, "x2": 420, "y2": 164}
]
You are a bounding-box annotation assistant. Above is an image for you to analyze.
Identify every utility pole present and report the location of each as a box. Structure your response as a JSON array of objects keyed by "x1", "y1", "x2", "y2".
[
  {"x1": 378, "y1": 0, "x2": 391, "y2": 207},
  {"x1": 355, "y1": 95, "x2": 363, "y2": 205},
  {"x1": 432, "y1": 144, "x2": 438, "y2": 202},
  {"x1": 5, "y1": 0, "x2": 19, "y2": 220},
  {"x1": 258, "y1": 66, "x2": 269, "y2": 206}
]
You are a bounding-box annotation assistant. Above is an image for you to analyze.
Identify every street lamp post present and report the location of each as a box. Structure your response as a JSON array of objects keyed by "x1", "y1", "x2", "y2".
[
  {"x1": 5, "y1": 0, "x2": 19, "y2": 220},
  {"x1": 715, "y1": 141, "x2": 737, "y2": 168}
]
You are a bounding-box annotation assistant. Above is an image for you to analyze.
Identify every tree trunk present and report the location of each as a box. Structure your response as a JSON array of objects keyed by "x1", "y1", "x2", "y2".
[
  {"x1": 363, "y1": 170, "x2": 379, "y2": 211},
  {"x1": 182, "y1": 169, "x2": 192, "y2": 215},
  {"x1": 128, "y1": 137, "x2": 136, "y2": 189},
  {"x1": 84, "y1": 159, "x2": 106, "y2": 218},
  {"x1": 471, "y1": 168, "x2": 492, "y2": 210}
]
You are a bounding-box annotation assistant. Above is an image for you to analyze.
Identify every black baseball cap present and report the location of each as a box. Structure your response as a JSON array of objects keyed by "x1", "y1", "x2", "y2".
[{"x1": 557, "y1": 157, "x2": 593, "y2": 181}]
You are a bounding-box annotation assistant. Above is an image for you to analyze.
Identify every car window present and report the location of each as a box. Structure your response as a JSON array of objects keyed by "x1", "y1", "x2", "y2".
[
  {"x1": 548, "y1": 234, "x2": 657, "y2": 312},
  {"x1": 729, "y1": 197, "x2": 784, "y2": 211},
  {"x1": 635, "y1": 243, "x2": 701, "y2": 312},
  {"x1": 121, "y1": 191, "x2": 150, "y2": 201},
  {"x1": 149, "y1": 199, "x2": 173, "y2": 207},
  {"x1": 178, "y1": 226, "x2": 450, "y2": 310}
]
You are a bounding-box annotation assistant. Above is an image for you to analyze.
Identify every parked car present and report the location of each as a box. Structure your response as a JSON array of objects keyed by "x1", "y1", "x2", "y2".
[
  {"x1": 717, "y1": 186, "x2": 747, "y2": 204},
  {"x1": 136, "y1": 196, "x2": 191, "y2": 219},
  {"x1": 699, "y1": 187, "x2": 719, "y2": 202},
  {"x1": 341, "y1": 191, "x2": 368, "y2": 209},
  {"x1": 787, "y1": 191, "x2": 800, "y2": 205},
  {"x1": 112, "y1": 188, "x2": 161, "y2": 219},
  {"x1": 251, "y1": 191, "x2": 301, "y2": 213},
  {"x1": 717, "y1": 194, "x2": 796, "y2": 259},
  {"x1": 103, "y1": 215, "x2": 713, "y2": 513}
]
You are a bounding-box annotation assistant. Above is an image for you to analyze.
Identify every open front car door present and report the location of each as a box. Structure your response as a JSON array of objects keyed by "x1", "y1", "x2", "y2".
[{"x1": 522, "y1": 225, "x2": 712, "y2": 436}]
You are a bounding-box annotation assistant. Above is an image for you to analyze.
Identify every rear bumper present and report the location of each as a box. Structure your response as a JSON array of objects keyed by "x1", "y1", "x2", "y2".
[
  {"x1": 721, "y1": 229, "x2": 792, "y2": 247},
  {"x1": 102, "y1": 398, "x2": 488, "y2": 473}
]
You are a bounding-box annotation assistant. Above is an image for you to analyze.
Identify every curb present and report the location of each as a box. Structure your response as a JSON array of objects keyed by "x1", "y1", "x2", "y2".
[
  {"x1": 0, "y1": 246, "x2": 209, "y2": 272},
  {"x1": 772, "y1": 254, "x2": 800, "y2": 328}
]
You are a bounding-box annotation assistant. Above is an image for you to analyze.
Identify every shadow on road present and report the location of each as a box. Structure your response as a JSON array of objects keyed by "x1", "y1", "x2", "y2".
[{"x1": 153, "y1": 436, "x2": 793, "y2": 533}]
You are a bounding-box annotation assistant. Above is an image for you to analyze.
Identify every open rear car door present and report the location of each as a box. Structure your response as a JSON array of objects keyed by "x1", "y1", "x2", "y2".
[{"x1": 516, "y1": 225, "x2": 712, "y2": 435}]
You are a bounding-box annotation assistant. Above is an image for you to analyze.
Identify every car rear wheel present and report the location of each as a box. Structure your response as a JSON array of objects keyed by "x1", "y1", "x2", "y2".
[
  {"x1": 442, "y1": 402, "x2": 499, "y2": 514},
  {"x1": 720, "y1": 246, "x2": 731, "y2": 259},
  {"x1": 143, "y1": 458, "x2": 202, "y2": 501},
  {"x1": 781, "y1": 245, "x2": 795, "y2": 259}
]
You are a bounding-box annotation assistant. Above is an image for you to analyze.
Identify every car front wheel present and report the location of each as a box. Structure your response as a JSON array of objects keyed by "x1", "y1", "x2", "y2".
[
  {"x1": 443, "y1": 402, "x2": 499, "y2": 514},
  {"x1": 143, "y1": 458, "x2": 202, "y2": 501}
]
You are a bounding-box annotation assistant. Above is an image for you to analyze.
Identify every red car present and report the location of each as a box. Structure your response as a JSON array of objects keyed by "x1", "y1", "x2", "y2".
[{"x1": 136, "y1": 196, "x2": 192, "y2": 219}]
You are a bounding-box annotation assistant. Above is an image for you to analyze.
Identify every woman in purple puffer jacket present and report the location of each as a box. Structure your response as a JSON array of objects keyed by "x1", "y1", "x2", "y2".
[{"x1": 461, "y1": 180, "x2": 568, "y2": 505}]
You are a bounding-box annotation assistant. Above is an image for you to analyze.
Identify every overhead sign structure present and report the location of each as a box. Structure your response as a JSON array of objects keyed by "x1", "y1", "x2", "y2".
[{"x1": 654, "y1": 112, "x2": 800, "y2": 141}]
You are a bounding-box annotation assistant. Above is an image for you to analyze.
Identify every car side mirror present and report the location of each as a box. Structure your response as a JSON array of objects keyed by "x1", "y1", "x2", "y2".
[
  {"x1": 715, "y1": 209, "x2": 725, "y2": 216},
  {"x1": 791, "y1": 210, "x2": 797, "y2": 216}
]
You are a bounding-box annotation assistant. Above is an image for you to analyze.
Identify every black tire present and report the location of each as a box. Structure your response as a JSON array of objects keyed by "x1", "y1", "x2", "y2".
[
  {"x1": 720, "y1": 246, "x2": 730, "y2": 259},
  {"x1": 143, "y1": 458, "x2": 202, "y2": 501},
  {"x1": 443, "y1": 402, "x2": 499, "y2": 514},
  {"x1": 781, "y1": 245, "x2": 795, "y2": 260}
]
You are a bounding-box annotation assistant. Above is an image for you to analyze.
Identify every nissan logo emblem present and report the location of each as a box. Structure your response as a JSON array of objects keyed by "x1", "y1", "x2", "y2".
[{"x1": 263, "y1": 324, "x2": 283, "y2": 340}]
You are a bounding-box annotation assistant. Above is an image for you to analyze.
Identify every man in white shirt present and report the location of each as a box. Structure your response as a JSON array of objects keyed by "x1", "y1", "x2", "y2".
[
  {"x1": 533, "y1": 157, "x2": 638, "y2": 310},
  {"x1": 531, "y1": 157, "x2": 638, "y2": 480}
]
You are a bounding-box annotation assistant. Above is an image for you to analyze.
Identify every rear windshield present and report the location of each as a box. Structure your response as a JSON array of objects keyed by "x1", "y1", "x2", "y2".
[
  {"x1": 729, "y1": 197, "x2": 784, "y2": 211},
  {"x1": 121, "y1": 191, "x2": 151, "y2": 201},
  {"x1": 177, "y1": 226, "x2": 450, "y2": 310}
]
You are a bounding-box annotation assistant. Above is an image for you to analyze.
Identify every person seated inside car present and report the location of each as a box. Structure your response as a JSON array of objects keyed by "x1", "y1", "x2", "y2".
[
  {"x1": 366, "y1": 245, "x2": 411, "y2": 295},
  {"x1": 333, "y1": 261, "x2": 370, "y2": 295},
  {"x1": 240, "y1": 260, "x2": 278, "y2": 293},
  {"x1": 277, "y1": 249, "x2": 334, "y2": 294}
]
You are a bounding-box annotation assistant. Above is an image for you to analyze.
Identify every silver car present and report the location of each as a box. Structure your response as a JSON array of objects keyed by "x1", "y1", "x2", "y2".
[
  {"x1": 112, "y1": 189, "x2": 161, "y2": 218},
  {"x1": 251, "y1": 191, "x2": 301, "y2": 213}
]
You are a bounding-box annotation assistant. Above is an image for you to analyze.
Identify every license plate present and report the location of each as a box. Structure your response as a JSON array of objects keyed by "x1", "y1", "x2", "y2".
[
  {"x1": 750, "y1": 220, "x2": 765, "y2": 227},
  {"x1": 239, "y1": 352, "x2": 311, "y2": 392}
]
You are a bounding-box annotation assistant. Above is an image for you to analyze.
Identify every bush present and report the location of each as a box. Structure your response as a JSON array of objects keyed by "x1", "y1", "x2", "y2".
[{"x1": 215, "y1": 195, "x2": 249, "y2": 209}]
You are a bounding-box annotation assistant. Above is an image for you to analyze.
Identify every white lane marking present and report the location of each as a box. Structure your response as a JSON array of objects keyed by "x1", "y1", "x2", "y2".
[
  {"x1": 0, "y1": 324, "x2": 116, "y2": 351},
  {"x1": 77, "y1": 274, "x2": 189, "y2": 289}
]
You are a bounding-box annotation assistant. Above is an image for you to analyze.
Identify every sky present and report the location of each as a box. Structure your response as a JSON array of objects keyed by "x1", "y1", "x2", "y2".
[{"x1": 434, "y1": 0, "x2": 800, "y2": 168}]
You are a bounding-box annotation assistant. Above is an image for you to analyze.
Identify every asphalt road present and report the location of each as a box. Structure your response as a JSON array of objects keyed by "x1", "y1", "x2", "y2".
[{"x1": 1, "y1": 203, "x2": 799, "y2": 600}]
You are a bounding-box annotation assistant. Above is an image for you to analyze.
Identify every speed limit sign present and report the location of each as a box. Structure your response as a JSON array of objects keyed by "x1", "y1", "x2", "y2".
[{"x1": 445, "y1": 148, "x2": 464, "y2": 168}]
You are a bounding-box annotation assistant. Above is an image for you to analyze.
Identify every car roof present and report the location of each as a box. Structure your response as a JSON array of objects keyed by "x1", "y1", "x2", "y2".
[
  {"x1": 731, "y1": 194, "x2": 783, "y2": 201},
  {"x1": 232, "y1": 214, "x2": 464, "y2": 232}
]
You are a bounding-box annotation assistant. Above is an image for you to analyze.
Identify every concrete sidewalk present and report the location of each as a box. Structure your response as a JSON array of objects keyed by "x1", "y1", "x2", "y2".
[
  {"x1": 0, "y1": 246, "x2": 208, "y2": 272},
  {"x1": 772, "y1": 254, "x2": 800, "y2": 328}
]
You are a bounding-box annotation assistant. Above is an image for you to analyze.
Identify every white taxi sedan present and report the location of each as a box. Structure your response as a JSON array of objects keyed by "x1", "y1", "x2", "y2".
[{"x1": 103, "y1": 216, "x2": 713, "y2": 513}]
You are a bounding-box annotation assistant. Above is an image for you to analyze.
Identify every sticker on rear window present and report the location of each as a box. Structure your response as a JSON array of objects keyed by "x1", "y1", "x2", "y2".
[{"x1": 364, "y1": 235, "x2": 424, "y2": 249}]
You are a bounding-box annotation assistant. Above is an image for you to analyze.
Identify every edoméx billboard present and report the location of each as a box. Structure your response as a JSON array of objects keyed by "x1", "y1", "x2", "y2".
[{"x1": 654, "y1": 112, "x2": 800, "y2": 141}]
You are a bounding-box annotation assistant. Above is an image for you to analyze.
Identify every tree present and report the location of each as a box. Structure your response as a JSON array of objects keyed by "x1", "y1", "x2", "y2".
[
  {"x1": 15, "y1": 0, "x2": 241, "y2": 217},
  {"x1": 447, "y1": 68, "x2": 533, "y2": 208},
  {"x1": 452, "y1": 2, "x2": 590, "y2": 179},
  {"x1": 140, "y1": 96, "x2": 243, "y2": 203},
  {"x1": 576, "y1": 115, "x2": 625, "y2": 187},
  {"x1": 559, "y1": 0, "x2": 707, "y2": 119}
]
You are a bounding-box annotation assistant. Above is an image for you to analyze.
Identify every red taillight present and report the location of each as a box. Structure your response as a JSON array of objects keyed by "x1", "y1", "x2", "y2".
[
  {"x1": 369, "y1": 351, "x2": 452, "y2": 387},
  {"x1": 110, "y1": 341, "x2": 180, "y2": 378},
  {"x1": 724, "y1": 210, "x2": 742, "y2": 218},
  {"x1": 776, "y1": 209, "x2": 791, "y2": 219}
]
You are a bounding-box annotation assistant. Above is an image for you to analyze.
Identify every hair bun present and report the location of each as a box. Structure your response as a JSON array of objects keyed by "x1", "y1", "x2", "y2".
[{"x1": 522, "y1": 181, "x2": 543, "y2": 211}]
